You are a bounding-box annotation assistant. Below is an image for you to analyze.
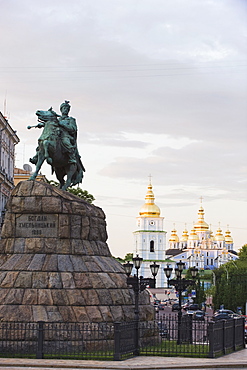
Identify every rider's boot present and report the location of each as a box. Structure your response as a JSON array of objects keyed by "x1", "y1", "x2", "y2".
[
  {"x1": 30, "y1": 155, "x2": 38, "y2": 165},
  {"x1": 46, "y1": 157, "x2": 53, "y2": 165}
]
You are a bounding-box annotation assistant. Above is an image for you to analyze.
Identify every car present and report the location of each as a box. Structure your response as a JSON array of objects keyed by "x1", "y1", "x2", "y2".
[
  {"x1": 184, "y1": 310, "x2": 195, "y2": 315},
  {"x1": 172, "y1": 303, "x2": 180, "y2": 311},
  {"x1": 193, "y1": 310, "x2": 205, "y2": 321},
  {"x1": 182, "y1": 302, "x2": 190, "y2": 310},
  {"x1": 158, "y1": 304, "x2": 165, "y2": 310},
  {"x1": 212, "y1": 312, "x2": 234, "y2": 321},
  {"x1": 213, "y1": 309, "x2": 242, "y2": 321},
  {"x1": 184, "y1": 303, "x2": 199, "y2": 311},
  {"x1": 161, "y1": 300, "x2": 168, "y2": 306},
  {"x1": 157, "y1": 322, "x2": 170, "y2": 339},
  {"x1": 215, "y1": 309, "x2": 235, "y2": 315}
]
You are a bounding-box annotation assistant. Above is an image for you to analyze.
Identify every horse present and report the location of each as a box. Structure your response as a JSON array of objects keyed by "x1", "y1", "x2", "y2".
[{"x1": 28, "y1": 108, "x2": 85, "y2": 190}]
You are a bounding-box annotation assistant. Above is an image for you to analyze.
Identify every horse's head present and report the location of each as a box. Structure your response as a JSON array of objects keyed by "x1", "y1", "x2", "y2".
[{"x1": 36, "y1": 107, "x2": 59, "y2": 123}]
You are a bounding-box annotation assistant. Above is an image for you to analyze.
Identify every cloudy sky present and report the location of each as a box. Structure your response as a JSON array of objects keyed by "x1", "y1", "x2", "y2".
[{"x1": 1, "y1": 0, "x2": 246, "y2": 257}]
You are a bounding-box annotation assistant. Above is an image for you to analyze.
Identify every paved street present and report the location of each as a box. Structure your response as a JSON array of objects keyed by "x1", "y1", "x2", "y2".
[{"x1": 0, "y1": 348, "x2": 246, "y2": 369}]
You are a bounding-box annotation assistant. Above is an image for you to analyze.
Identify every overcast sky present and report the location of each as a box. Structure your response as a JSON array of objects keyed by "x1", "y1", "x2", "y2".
[{"x1": 1, "y1": 0, "x2": 246, "y2": 257}]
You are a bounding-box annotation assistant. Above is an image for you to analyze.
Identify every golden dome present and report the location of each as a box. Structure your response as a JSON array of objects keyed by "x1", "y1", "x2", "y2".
[
  {"x1": 139, "y1": 181, "x2": 160, "y2": 217},
  {"x1": 225, "y1": 228, "x2": 233, "y2": 244},
  {"x1": 215, "y1": 226, "x2": 225, "y2": 241},
  {"x1": 188, "y1": 226, "x2": 199, "y2": 240},
  {"x1": 209, "y1": 225, "x2": 215, "y2": 241},
  {"x1": 180, "y1": 227, "x2": 189, "y2": 242},
  {"x1": 169, "y1": 228, "x2": 179, "y2": 243},
  {"x1": 194, "y1": 206, "x2": 209, "y2": 231},
  {"x1": 210, "y1": 231, "x2": 215, "y2": 241}
]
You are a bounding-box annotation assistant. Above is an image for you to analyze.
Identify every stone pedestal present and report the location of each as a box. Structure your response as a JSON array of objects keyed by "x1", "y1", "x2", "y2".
[{"x1": 0, "y1": 181, "x2": 153, "y2": 322}]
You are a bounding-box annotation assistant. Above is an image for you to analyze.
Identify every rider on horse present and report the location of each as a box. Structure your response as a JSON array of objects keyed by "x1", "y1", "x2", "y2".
[
  {"x1": 28, "y1": 101, "x2": 85, "y2": 190},
  {"x1": 30, "y1": 101, "x2": 77, "y2": 166}
]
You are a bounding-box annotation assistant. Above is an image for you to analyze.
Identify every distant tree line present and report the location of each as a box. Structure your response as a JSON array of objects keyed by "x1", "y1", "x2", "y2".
[{"x1": 212, "y1": 244, "x2": 247, "y2": 313}]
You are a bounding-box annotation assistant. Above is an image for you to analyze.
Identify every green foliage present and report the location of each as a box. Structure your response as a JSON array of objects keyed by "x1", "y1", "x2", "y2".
[
  {"x1": 184, "y1": 268, "x2": 206, "y2": 305},
  {"x1": 238, "y1": 244, "x2": 247, "y2": 260},
  {"x1": 212, "y1": 250, "x2": 247, "y2": 313},
  {"x1": 67, "y1": 187, "x2": 95, "y2": 204},
  {"x1": 124, "y1": 253, "x2": 133, "y2": 261},
  {"x1": 47, "y1": 180, "x2": 95, "y2": 204},
  {"x1": 205, "y1": 284, "x2": 216, "y2": 298},
  {"x1": 113, "y1": 256, "x2": 125, "y2": 263}
]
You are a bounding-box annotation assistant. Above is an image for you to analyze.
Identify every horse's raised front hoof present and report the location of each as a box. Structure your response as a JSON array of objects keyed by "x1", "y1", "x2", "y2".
[{"x1": 46, "y1": 157, "x2": 53, "y2": 165}]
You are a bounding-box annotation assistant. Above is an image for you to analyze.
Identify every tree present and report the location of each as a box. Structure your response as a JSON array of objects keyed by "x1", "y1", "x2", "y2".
[
  {"x1": 48, "y1": 180, "x2": 95, "y2": 204},
  {"x1": 185, "y1": 268, "x2": 206, "y2": 306},
  {"x1": 238, "y1": 244, "x2": 247, "y2": 260},
  {"x1": 67, "y1": 187, "x2": 95, "y2": 204},
  {"x1": 212, "y1": 248, "x2": 247, "y2": 313},
  {"x1": 124, "y1": 253, "x2": 133, "y2": 261}
]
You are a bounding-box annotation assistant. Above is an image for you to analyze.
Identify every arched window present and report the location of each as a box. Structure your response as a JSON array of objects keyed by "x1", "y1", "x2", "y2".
[{"x1": 150, "y1": 240, "x2": 154, "y2": 252}]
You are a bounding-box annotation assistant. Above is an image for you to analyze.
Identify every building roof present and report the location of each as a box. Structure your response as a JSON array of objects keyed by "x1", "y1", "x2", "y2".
[{"x1": 165, "y1": 248, "x2": 183, "y2": 257}]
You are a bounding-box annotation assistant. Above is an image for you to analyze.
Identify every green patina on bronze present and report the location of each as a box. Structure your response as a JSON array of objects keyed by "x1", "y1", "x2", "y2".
[{"x1": 28, "y1": 101, "x2": 85, "y2": 190}]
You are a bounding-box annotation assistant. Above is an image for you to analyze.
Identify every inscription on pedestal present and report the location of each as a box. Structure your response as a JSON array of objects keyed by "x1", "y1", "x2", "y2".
[{"x1": 16, "y1": 214, "x2": 58, "y2": 237}]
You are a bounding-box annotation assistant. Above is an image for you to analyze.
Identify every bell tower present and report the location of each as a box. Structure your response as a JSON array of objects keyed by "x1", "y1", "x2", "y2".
[{"x1": 133, "y1": 178, "x2": 167, "y2": 287}]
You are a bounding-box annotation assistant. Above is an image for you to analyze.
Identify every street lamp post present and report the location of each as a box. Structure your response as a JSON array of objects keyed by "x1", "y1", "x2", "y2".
[
  {"x1": 123, "y1": 256, "x2": 160, "y2": 354},
  {"x1": 150, "y1": 261, "x2": 160, "y2": 288},
  {"x1": 164, "y1": 261, "x2": 198, "y2": 344}
]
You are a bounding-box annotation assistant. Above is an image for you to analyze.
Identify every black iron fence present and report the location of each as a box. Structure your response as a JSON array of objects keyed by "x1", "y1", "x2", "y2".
[
  {"x1": 0, "y1": 321, "x2": 114, "y2": 360},
  {"x1": 0, "y1": 316, "x2": 244, "y2": 360},
  {"x1": 208, "y1": 317, "x2": 245, "y2": 357}
]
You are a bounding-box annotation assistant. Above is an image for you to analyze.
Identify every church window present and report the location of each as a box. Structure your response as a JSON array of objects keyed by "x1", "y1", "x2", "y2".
[
  {"x1": 211, "y1": 259, "x2": 213, "y2": 265},
  {"x1": 150, "y1": 240, "x2": 154, "y2": 252}
]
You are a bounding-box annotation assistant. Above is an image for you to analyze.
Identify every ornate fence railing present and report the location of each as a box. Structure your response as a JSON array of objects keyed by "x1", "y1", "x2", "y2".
[{"x1": 0, "y1": 316, "x2": 244, "y2": 360}]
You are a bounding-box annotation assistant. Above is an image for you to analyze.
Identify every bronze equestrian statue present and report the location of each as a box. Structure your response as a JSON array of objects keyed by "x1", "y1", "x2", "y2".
[{"x1": 28, "y1": 101, "x2": 85, "y2": 190}]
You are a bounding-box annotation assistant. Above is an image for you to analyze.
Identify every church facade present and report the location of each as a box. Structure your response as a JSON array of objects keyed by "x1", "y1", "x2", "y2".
[
  {"x1": 133, "y1": 180, "x2": 237, "y2": 288},
  {"x1": 167, "y1": 205, "x2": 237, "y2": 270}
]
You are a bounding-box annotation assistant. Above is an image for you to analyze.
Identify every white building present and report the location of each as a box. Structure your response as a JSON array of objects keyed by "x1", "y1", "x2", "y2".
[
  {"x1": 166, "y1": 204, "x2": 237, "y2": 270},
  {"x1": 133, "y1": 180, "x2": 174, "y2": 287},
  {"x1": 0, "y1": 112, "x2": 19, "y2": 230}
]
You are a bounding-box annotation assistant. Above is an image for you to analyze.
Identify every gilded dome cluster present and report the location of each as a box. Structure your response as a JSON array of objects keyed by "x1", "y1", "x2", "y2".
[{"x1": 168, "y1": 204, "x2": 234, "y2": 250}]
